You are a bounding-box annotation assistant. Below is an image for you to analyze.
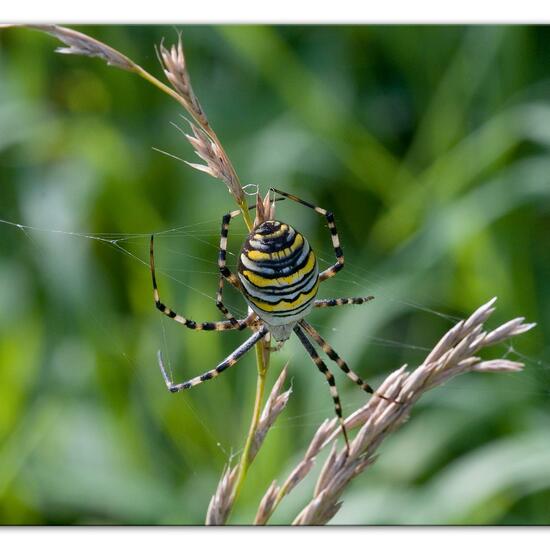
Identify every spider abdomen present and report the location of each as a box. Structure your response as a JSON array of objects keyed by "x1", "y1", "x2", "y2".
[{"x1": 238, "y1": 220, "x2": 319, "y2": 329}]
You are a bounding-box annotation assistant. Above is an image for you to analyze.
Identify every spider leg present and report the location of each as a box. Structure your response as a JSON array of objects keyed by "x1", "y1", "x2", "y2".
[
  {"x1": 314, "y1": 296, "x2": 374, "y2": 308},
  {"x1": 218, "y1": 209, "x2": 244, "y2": 290},
  {"x1": 158, "y1": 326, "x2": 269, "y2": 392},
  {"x1": 269, "y1": 188, "x2": 344, "y2": 282},
  {"x1": 150, "y1": 235, "x2": 251, "y2": 331},
  {"x1": 300, "y1": 319, "x2": 400, "y2": 405},
  {"x1": 215, "y1": 208, "x2": 261, "y2": 328},
  {"x1": 294, "y1": 325, "x2": 350, "y2": 452},
  {"x1": 214, "y1": 273, "x2": 250, "y2": 328},
  {"x1": 299, "y1": 320, "x2": 373, "y2": 394}
]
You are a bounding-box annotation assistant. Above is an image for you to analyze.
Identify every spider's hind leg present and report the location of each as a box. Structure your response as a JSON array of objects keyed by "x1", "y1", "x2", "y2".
[
  {"x1": 294, "y1": 325, "x2": 350, "y2": 452},
  {"x1": 300, "y1": 320, "x2": 401, "y2": 405},
  {"x1": 157, "y1": 326, "x2": 268, "y2": 392},
  {"x1": 300, "y1": 320, "x2": 373, "y2": 394}
]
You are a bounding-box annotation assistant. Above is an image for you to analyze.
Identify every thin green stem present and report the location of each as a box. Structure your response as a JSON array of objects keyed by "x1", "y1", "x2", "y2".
[
  {"x1": 134, "y1": 65, "x2": 192, "y2": 115},
  {"x1": 135, "y1": 47, "x2": 263, "y2": 524},
  {"x1": 230, "y1": 342, "x2": 270, "y2": 515},
  {"x1": 238, "y1": 198, "x2": 254, "y2": 233},
  {"x1": 29, "y1": 24, "x2": 268, "y2": 525},
  {"x1": 137, "y1": 54, "x2": 264, "y2": 526},
  {"x1": 135, "y1": 59, "x2": 264, "y2": 520}
]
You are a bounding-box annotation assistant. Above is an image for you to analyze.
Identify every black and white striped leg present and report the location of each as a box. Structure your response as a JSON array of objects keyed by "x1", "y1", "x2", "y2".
[
  {"x1": 216, "y1": 195, "x2": 290, "y2": 296},
  {"x1": 300, "y1": 320, "x2": 373, "y2": 394},
  {"x1": 150, "y1": 235, "x2": 249, "y2": 331},
  {"x1": 294, "y1": 325, "x2": 350, "y2": 452},
  {"x1": 218, "y1": 209, "x2": 243, "y2": 290},
  {"x1": 216, "y1": 209, "x2": 253, "y2": 328},
  {"x1": 300, "y1": 319, "x2": 400, "y2": 405},
  {"x1": 158, "y1": 326, "x2": 269, "y2": 392},
  {"x1": 214, "y1": 273, "x2": 249, "y2": 329},
  {"x1": 269, "y1": 188, "x2": 344, "y2": 282},
  {"x1": 314, "y1": 296, "x2": 375, "y2": 309}
]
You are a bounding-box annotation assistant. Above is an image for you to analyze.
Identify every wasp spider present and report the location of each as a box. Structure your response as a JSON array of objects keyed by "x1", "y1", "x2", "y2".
[{"x1": 150, "y1": 188, "x2": 382, "y2": 449}]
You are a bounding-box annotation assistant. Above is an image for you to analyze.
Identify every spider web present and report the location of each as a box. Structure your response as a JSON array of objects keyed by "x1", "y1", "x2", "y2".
[{"x1": 0, "y1": 213, "x2": 547, "y2": 441}]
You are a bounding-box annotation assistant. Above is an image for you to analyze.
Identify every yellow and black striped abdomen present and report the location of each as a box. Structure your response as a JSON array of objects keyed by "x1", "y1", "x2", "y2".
[{"x1": 238, "y1": 220, "x2": 319, "y2": 328}]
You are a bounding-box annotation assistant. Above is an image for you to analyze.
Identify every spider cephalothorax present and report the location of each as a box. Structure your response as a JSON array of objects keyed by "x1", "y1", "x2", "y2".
[{"x1": 150, "y1": 188, "x2": 379, "y2": 447}]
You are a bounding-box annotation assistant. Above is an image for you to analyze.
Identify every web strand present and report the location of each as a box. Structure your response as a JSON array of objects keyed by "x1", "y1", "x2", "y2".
[{"x1": 1, "y1": 214, "x2": 545, "y2": 419}]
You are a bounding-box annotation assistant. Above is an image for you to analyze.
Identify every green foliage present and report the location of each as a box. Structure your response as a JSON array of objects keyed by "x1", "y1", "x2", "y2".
[{"x1": 0, "y1": 25, "x2": 548, "y2": 525}]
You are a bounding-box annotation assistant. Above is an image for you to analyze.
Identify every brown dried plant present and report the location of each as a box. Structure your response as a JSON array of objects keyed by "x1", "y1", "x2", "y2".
[
  {"x1": 206, "y1": 298, "x2": 533, "y2": 525},
  {"x1": 206, "y1": 365, "x2": 291, "y2": 525}
]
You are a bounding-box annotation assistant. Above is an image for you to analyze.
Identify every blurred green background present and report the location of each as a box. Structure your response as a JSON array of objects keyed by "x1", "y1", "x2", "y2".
[{"x1": 0, "y1": 25, "x2": 549, "y2": 525}]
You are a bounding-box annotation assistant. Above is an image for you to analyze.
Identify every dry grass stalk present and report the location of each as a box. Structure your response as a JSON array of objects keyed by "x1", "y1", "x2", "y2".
[
  {"x1": 253, "y1": 192, "x2": 277, "y2": 229},
  {"x1": 205, "y1": 366, "x2": 291, "y2": 525},
  {"x1": 254, "y1": 419, "x2": 336, "y2": 524},
  {"x1": 205, "y1": 465, "x2": 239, "y2": 526},
  {"x1": 250, "y1": 365, "x2": 292, "y2": 461},
  {"x1": 157, "y1": 37, "x2": 245, "y2": 206},
  {"x1": 158, "y1": 38, "x2": 209, "y2": 130},
  {"x1": 182, "y1": 120, "x2": 245, "y2": 205},
  {"x1": 291, "y1": 297, "x2": 534, "y2": 525},
  {"x1": 247, "y1": 297, "x2": 534, "y2": 525},
  {"x1": 24, "y1": 24, "x2": 137, "y2": 71}
]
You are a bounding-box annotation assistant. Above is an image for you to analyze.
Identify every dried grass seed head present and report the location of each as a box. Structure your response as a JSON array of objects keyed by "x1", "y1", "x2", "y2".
[
  {"x1": 158, "y1": 36, "x2": 209, "y2": 129},
  {"x1": 253, "y1": 191, "x2": 277, "y2": 228},
  {"x1": 26, "y1": 24, "x2": 136, "y2": 71}
]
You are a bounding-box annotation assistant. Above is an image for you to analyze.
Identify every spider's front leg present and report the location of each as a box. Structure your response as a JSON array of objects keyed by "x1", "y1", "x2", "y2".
[
  {"x1": 269, "y1": 188, "x2": 345, "y2": 282},
  {"x1": 215, "y1": 209, "x2": 249, "y2": 329},
  {"x1": 217, "y1": 209, "x2": 243, "y2": 289}
]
